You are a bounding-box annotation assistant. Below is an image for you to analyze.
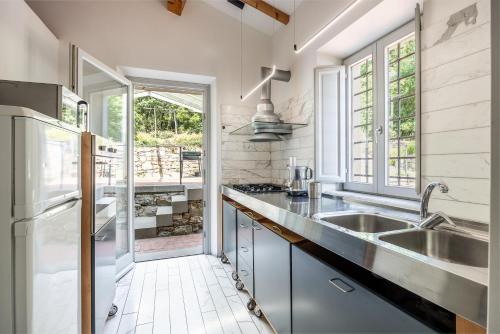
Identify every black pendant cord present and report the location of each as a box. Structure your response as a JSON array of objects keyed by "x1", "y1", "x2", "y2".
[
  {"x1": 240, "y1": 9, "x2": 243, "y2": 100},
  {"x1": 240, "y1": 10, "x2": 243, "y2": 100},
  {"x1": 293, "y1": 0, "x2": 297, "y2": 51}
]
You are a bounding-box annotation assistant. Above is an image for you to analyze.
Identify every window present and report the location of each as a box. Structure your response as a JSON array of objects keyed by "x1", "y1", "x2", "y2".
[
  {"x1": 344, "y1": 21, "x2": 418, "y2": 198},
  {"x1": 386, "y1": 35, "x2": 416, "y2": 188},
  {"x1": 349, "y1": 55, "x2": 374, "y2": 185}
]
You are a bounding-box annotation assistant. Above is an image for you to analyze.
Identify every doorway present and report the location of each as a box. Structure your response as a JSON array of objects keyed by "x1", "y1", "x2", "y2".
[{"x1": 130, "y1": 78, "x2": 209, "y2": 262}]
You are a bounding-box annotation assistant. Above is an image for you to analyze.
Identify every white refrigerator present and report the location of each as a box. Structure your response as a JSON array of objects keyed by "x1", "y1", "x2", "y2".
[{"x1": 0, "y1": 105, "x2": 82, "y2": 334}]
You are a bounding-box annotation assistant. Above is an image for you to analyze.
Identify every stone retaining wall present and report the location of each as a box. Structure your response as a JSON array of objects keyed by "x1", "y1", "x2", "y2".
[
  {"x1": 135, "y1": 189, "x2": 203, "y2": 238},
  {"x1": 135, "y1": 146, "x2": 201, "y2": 180}
]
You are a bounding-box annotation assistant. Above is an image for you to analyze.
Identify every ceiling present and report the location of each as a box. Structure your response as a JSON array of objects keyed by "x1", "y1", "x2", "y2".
[
  {"x1": 202, "y1": 0, "x2": 302, "y2": 36},
  {"x1": 318, "y1": 0, "x2": 422, "y2": 58}
]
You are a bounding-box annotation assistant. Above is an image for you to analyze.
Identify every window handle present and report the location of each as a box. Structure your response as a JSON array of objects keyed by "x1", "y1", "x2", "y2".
[{"x1": 375, "y1": 125, "x2": 383, "y2": 143}]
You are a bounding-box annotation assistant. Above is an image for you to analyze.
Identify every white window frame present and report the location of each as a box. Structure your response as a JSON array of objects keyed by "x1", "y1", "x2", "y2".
[
  {"x1": 344, "y1": 21, "x2": 418, "y2": 199},
  {"x1": 344, "y1": 44, "x2": 377, "y2": 194}
]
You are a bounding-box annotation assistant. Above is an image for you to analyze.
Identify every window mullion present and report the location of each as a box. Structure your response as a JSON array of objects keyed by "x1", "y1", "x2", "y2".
[{"x1": 375, "y1": 39, "x2": 385, "y2": 195}]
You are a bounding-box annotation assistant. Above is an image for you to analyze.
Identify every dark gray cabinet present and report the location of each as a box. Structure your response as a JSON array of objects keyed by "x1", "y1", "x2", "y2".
[
  {"x1": 254, "y1": 222, "x2": 292, "y2": 334},
  {"x1": 292, "y1": 245, "x2": 435, "y2": 333},
  {"x1": 222, "y1": 200, "x2": 237, "y2": 269},
  {"x1": 237, "y1": 211, "x2": 254, "y2": 296}
]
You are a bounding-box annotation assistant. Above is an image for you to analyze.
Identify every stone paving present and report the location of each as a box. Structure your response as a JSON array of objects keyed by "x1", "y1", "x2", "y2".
[{"x1": 135, "y1": 232, "x2": 203, "y2": 253}]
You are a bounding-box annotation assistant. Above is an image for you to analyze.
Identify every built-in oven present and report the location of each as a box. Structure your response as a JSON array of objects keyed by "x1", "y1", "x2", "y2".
[{"x1": 90, "y1": 135, "x2": 122, "y2": 334}]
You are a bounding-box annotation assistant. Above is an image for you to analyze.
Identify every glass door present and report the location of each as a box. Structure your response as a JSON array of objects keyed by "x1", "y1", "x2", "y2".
[{"x1": 73, "y1": 46, "x2": 134, "y2": 278}]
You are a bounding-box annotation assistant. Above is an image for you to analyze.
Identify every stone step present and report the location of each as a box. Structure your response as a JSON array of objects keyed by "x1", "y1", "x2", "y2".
[
  {"x1": 170, "y1": 195, "x2": 188, "y2": 213},
  {"x1": 134, "y1": 216, "x2": 157, "y2": 239},
  {"x1": 186, "y1": 186, "x2": 203, "y2": 201},
  {"x1": 156, "y1": 206, "x2": 173, "y2": 227}
]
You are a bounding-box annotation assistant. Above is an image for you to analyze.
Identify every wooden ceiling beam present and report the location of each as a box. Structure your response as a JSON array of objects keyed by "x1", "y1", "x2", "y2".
[
  {"x1": 240, "y1": 0, "x2": 290, "y2": 25},
  {"x1": 167, "y1": 0, "x2": 186, "y2": 16}
]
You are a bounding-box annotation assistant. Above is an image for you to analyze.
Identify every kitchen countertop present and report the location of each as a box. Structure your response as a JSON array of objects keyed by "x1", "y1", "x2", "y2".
[{"x1": 221, "y1": 185, "x2": 488, "y2": 327}]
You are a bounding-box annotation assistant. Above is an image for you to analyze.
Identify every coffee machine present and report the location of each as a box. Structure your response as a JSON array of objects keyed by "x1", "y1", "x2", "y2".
[{"x1": 286, "y1": 157, "x2": 313, "y2": 197}]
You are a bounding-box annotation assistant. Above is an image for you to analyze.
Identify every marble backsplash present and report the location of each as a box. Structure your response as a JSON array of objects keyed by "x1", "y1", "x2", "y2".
[
  {"x1": 271, "y1": 90, "x2": 315, "y2": 185},
  {"x1": 221, "y1": 104, "x2": 272, "y2": 184}
]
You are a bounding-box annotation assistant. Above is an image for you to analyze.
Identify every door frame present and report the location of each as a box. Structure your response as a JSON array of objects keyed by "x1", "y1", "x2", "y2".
[
  {"x1": 72, "y1": 45, "x2": 135, "y2": 279},
  {"x1": 128, "y1": 76, "x2": 212, "y2": 255}
]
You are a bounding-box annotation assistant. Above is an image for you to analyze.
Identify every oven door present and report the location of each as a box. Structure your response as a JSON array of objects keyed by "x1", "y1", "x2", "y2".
[{"x1": 93, "y1": 156, "x2": 118, "y2": 234}]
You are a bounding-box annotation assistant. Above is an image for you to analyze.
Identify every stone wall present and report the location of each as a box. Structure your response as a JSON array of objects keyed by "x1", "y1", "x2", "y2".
[
  {"x1": 135, "y1": 190, "x2": 203, "y2": 238},
  {"x1": 135, "y1": 146, "x2": 202, "y2": 180}
]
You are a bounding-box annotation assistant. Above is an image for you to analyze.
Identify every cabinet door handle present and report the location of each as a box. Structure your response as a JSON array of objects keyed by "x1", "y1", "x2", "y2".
[
  {"x1": 271, "y1": 225, "x2": 282, "y2": 234},
  {"x1": 240, "y1": 246, "x2": 249, "y2": 252},
  {"x1": 329, "y1": 278, "x2": 355, "y2": 293},
  {"x1": 252, "y1": 225, "x2": 262, "y2": 231},
  {"x1": 239, "y1": 223, "x2": 248, "y2": 228},
  {"x1": 240, "y1": 269, "x2": 249, "y2": 276}
]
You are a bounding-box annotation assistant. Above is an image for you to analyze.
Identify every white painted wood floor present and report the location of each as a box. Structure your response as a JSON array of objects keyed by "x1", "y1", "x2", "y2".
[{"x1": 104, "y1": 255, "x2": 275, "y2": 334}]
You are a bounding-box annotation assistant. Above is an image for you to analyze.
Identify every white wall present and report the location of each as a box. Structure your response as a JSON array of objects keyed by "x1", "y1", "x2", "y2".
[
  {"x1": 420, "y1": 0, "x2": 491, "y2": 223},
  {"x1": 269, "y1": 0, "x2": 492, "y2": 224},
  {"x1": 0, "y1": 0, "x2": 60, "y2": 83}
]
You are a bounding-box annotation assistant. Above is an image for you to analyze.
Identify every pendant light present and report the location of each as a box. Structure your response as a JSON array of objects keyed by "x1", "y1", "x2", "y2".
[{"x1": 293, "y1": 0, "x2": 362, "y2": 54}]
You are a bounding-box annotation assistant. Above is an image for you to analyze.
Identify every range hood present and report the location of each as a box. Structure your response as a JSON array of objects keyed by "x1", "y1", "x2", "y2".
[{"x1": 230, "y1": 66, "x2": 307, "y2": 142}]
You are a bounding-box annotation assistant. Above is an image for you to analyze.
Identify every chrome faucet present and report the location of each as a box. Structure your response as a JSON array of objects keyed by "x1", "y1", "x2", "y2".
[
  {"x1": 419, "y1": 182, "x2": 455, "y2": 229},
  {"x1": 420, "y1": 182, "x2": 448, "y2": 219}
]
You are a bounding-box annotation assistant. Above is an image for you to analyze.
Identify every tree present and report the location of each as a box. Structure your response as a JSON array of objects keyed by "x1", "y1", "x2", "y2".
[{"x1": 134, "y1": 95, "x2": 203, "y2": 149}]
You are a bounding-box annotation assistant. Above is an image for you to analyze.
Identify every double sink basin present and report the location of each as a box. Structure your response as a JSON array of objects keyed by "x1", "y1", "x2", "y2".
[{"x1": 317, "y1": 213, "x2": 488, "y2": 268}]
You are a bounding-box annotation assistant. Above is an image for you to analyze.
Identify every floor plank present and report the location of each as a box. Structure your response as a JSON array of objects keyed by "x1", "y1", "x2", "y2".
[
  {"x1": 179, "y1": 257, "x2": 206, "y2": 334},
  {"x1": 104, "y1": 255, "x2": 274, "y2": 334},
  {"x1": 123, "y1": 263, "x2": 146, "y2": 314},
  {"x1": 135, "y1": 322, "x2": 153, "y2": 334},
  {"x1": 103, "y1": 285, "x2": 130, "y2": 334},
  {"x1": 169, "y1": 270, "x2": 189, "y2": 334},
  {"x1": 137, "y1": 271, "x2": 157, "y2": 325},
  {"x1": 116, "y1": 313, "x2": 137, "y2": 334},
  {"x1": 152, "y1": 289, "x2": 170, "y2": 334},
  {"x1": 202, "y1": 310, "x2": 224, "y2": 334}
]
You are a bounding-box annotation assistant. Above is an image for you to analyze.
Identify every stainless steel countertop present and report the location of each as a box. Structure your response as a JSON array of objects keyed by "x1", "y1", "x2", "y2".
[{"x1": 221, "y1": 185, "x2": 488, "y2": 327}]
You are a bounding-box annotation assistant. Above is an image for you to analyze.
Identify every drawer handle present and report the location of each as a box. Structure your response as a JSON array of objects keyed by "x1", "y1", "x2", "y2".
[
  {"x1": 239, "y1": 223, "x2": 248, "y2": 228},
  {"x1": 240, "y1": 246, "x2": 249, "y2": 252},
  {"x1": 240, "y1": 269, "x2": 249, "y2": 276},
  {"x1": 271, "y1": 225, "x2": 282, "y2": 234},
  {"x1": 329, "y1": 278, "x2": 354, "y2": 293}
]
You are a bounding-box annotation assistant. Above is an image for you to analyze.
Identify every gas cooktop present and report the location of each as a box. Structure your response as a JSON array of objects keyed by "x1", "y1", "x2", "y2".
[{"x1": 233, "y1": 183, "x2": 285, "y2": 194}]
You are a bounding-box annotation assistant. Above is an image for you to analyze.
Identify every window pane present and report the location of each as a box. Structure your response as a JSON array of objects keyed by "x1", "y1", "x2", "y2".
[
  {"x1": 399, "y1": 36, "x2": 416, "y2": 58},
  {"x1": 385, "y1": 34, "x2": 416, "y2": 189},
  {"x1": 349, "y1": 56, "x2": 374, "y2": 185},
  {"x1": 399, "y1": 55, "x2": 416, "y2": 78}
]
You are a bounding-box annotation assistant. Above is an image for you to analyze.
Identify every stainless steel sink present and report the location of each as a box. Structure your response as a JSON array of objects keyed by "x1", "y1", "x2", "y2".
[
  {"x1": 380, "y1": 230, "x2": 488, "y2": 268},
  {"x1": 320, "y1": 213, "x2": 414, "y2": 233}
]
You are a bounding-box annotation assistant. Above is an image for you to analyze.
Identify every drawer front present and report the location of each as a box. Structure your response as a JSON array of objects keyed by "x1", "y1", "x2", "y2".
[
  {"x1": 237, "y1": 211, "x2": 252, "y2": 245},
  {"x1": 238, "y1": 239, "x2": 253, "y2": 268},
  {"x1": 238, "y1": 255, "x2": 254, "y2": 297},
  {"x1": 254, "y1": 222, "x2": 291, "y2": 334},
  {"x1": 292, "y1": 246, "x2": 435, "y2": 333},
  {"x1": 222, "y1": 201, "x2": 237, "y2": 268}
]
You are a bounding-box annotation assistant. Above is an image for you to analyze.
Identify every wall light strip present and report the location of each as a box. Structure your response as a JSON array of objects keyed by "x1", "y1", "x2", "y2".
[
  {"x1": 241, "y1": 65, "x2": 277, "y2": 101},
  {"x1": 294, "y1": 0, "x2": 362, "y2": 54}
]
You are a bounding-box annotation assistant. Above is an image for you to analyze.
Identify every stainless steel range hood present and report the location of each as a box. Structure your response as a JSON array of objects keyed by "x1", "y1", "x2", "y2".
[
  {"x1": 230, "y1": 66, "x2": 307, "y2": 142},
  {"x1": 252, "y1": 66, "x2": 291, "y2": 123}
]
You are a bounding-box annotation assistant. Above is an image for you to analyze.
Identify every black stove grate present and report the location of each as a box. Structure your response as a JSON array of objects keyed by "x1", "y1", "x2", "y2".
[{"x1": 233, "y1": 184, "x2": 285, "y2": 194}]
